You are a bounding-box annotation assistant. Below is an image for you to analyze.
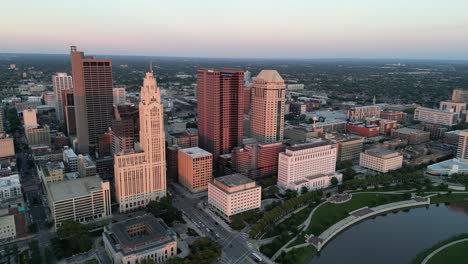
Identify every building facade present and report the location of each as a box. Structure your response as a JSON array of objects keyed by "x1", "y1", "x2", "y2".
[
  {"x1": 178, "y1": 147, "x2": 212, "y2": 193},
  {"x1": 46, "y1": 176, "x2": 111, "y2": 229},
  {"x1": 347, "y1": 105, "x2": 381, "y2": 120},
  {"x1": 414, "y1": 107, "x2": 458, "y2": 127},
  {"x1": 208, "y1": 174, "x2": 261, "y2": 217},
  {"x1": 25, "y1": 125, "x2": 51, "y2": 146},
  {"x1": 359, "y1": 148, "x2": 403, "y2": 173},
  {"x1": 250, "y1": 70, "x2": 286, "y2": 143},
  {"x1": 111, "y1": 104, "x2": 139, "y2": 155},
  {"x1": 53, "y1": 72, "x2": 73, "y2": 123},
  {"x1": 71, "y1": 46, "x2": 114, "y2": 153},
  {"x1": 197, "y1": 69, "x2": 244, "y2": 165},
  {"x1": 62, "y1": 89, "x2": 76, "y2": 135},
  {"x1": 113, "y1": 87, "x2": 126, "y2": 105},
  {"x1": 336, "y1": 137, "x2": 364, "y2": 162},
  {"x1": 78, "y1": 154, "x2": 97, "y2": 177},
  {"x1": 0, "y1": 175, "x2": 21, "y2": 201},
  {"x1": 457, "y1": 130, "x2": 468, "y2": 160},
  {"x1": 114, "y1": 70, "x2": 166, "y2": 213},
  {"x1": 0, "y1": 137, "x2": 15, "y2": 158},
  {"x1": 277, "y1": 141, "x2": 342, "y2": 192},
  {"x1": 391, "y1": 127, "x2": 431, "y2": 145},
  {"x1": 440, "y1": 100, "x2": 466, "y2": 120}
]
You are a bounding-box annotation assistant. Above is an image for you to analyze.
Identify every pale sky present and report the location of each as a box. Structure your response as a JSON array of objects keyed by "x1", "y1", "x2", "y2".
[{"x1": 1, "y1": 0, "x2": 468, "y2": 59}]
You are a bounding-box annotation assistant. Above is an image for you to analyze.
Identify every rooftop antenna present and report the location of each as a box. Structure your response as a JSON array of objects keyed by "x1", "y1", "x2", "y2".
[{"x1": 149, "y1": 61, "x2": 153, "y2": 73}]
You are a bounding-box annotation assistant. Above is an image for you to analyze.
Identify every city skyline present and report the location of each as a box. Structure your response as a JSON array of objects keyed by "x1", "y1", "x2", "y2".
[{"x1": 1, "y1": 0, "x2": 468, "y2": 60}]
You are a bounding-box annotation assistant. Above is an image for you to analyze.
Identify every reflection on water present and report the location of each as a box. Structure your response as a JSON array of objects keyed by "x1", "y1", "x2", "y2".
[
  {"x1": 308, "y1": 204, "x2": 468, "y2": 264},
  {"x1": 448, "y1": 201, "x2": 468, "y2": 215}
]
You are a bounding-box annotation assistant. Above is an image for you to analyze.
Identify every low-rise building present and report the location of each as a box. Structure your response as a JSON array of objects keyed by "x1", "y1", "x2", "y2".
[
  {"x1": 78, "y1": 154, "x2": 97, "y2": 177},
  {"x1": 347, "y1": 105, "x2": 381, "y2": 120},
  {"x1": 208, "y1": 173, "x2": 261, "y2": 217},
  {"x1": 26, "y1": 125, "x2": 51, "y2": 146},
  {"x1": 359, "y1": 148, "x2": 403, "y2": 173},
  {"x1": 426, "y1": 158, "x2": 468, "y2": 176},
  {"x1": 0, "y1": 136, "x2": 15, "y2": 158},
  {"x1": 380, "y1": 110, "x2": 406, "y2": 122},
  {"x1": 0, "y1": 209, "x2": 16, "y2": 240},
  {"x1": 46, "y1": 176, "x2": 111, "y2": 229},
  {"x1": 335, "y1": 137, "x2": 364, "y2": 162},
  {"x1": 0, "y1": 175, "x2": 21, "y2": 201},
  {"x1": 178, "y1": 147, "x2": 212, "y2": 193},
  {"x1": 445, "y1": 130, "x2": 462, "y2": 146},
  {"x1": 40, "y1": 161, "x2": 65, "y2": 184},
  {"x1": 414, "y1": 107, "x2": 458, "y2": 127},
  {"x1": 63, "y1": 147, "x2": 78, "y2": 172},
  {"x1": 103, "y1": 214, "x2": 177, "y2": 264},
  {"x1": 346, "y1": 122, "x2": 380, "y2": 137},
  {"x1": 391, "y1": 127, "x2": 430, "y2": 145}
]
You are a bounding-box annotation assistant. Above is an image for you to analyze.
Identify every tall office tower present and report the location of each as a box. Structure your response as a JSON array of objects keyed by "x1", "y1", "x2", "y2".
[
  {"x1": 113, "y1": 87, "x2": 126, "y2": 105},
  {"x1": 250, "y1": 70, "x2": 286, "y2": 143},
  {"x1": 62, "y1": 90, "x2": 76, "y2": 135},
  {"x1": 111, "y1": 104, "x2": 139, "y2": 155},
  {"x1": 52, "y1": 73, "x2": 73, "y2": 122},
  {"x1": 23, "y1": 108, "x2": 38, "y2": 128},
  {"x1": 457, "y1": 130, "x2": 468, "y2": 160},
  {"x1": 114, "y1": 69, "x2": 166, "y2": 212},
  {"x1": 197, "y1": 68, "x2": 244, "y2": 165},
  {"x1": 70, "y1": 46, "x2": 113, "y2": 153}
]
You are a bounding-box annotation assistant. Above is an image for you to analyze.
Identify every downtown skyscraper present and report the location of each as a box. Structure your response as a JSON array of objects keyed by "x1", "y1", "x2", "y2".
[
  {"x1": 250, "y1": 70, "x2": 286, "y2": 143},
  {"x1": 114, "y1": 69, "x2": 166, "y2": 213},
  {"x1": 52, "y1": 72, "x2": 73, "y2": 123},
  {"x1": 196, "y1": 69, "x2": 244, "y2": 166},
  {"x1": 70, "y1": 46, "x2": 113, "y2": 153}
]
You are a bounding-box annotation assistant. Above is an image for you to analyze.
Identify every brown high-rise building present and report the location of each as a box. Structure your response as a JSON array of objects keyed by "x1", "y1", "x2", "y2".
[
  {"x1": 111, "y1": 104, "x2": 139, "y2": 155},
  {"x1": 62, "y1": 89, "x2": 76, "y2": 135},
  {"x1": 196, "y1": 69, "x2": 244, "y2": 166},
  {"x1": 70, "y1": 46, "x2": 113, "y2": 153}
]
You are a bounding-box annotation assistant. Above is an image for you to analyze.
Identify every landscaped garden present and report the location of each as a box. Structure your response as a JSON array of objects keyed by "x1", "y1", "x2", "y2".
[{"x1": 412, "y1": 233, "x2": 468, "y2": 264}]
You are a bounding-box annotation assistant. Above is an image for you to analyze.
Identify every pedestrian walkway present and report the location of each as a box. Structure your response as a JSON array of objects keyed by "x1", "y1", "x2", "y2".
[
  {"x1": 309, "y1": 197, "x2": 430, "y2": 251},
  {"x1": 421, "y1": 238, "x2": 468, "y2": 264}
]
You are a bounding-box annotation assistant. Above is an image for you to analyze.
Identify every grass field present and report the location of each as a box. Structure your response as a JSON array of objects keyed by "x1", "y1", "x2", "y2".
[
  {"x1": 412, "y1": 233, "x2": 468, "y2": 264},
  {"x1": 430, "y1": 193, "x2": 468, "y2": 204},
  {"x1": 426, "y1": 240, "x2": 468, "y2": 264},
  {"x1": 304, "y1": 193, "x2": 407, "y2": 235}
]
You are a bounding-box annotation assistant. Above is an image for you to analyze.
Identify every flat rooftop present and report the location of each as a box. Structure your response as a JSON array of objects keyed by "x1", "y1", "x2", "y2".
[
  {"x1": 215, "y1": 173, "x2": 254, "y2": 187},
  {"x1": 46, "y1": 161, "x2": 64, "y2": 170},
  {"x1": 47, "y1": 176, "x2": 102, "y2": 202},
  {"x1": 427, "y1": 158, "x2": 468, "y2": 173},
  {"x1": 63, "y1": 148, "x2": 77, "y2": 159},
  {"x1": 179, "y1": 147, "x2": 212, "y2": 158},
  {"x1": 287, "y1": 140, "x2": 332, "y2": 151},
  {"x1": 365, "y1": 148, "x2": 399, "y2": 156},
  {"x1": 394, "y1": 127, "x2": 429, "y2": 135},
  {"x1": 105, "y1": 214, "x2": 175, "y2": 254}
]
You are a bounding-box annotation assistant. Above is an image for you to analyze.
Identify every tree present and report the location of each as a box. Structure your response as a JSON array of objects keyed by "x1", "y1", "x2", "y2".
[
  {"x1": 230, "y1": 215, "x2": 245, "y2": 230},
  {"x1": 300, "y1": 186, "x2": 309, "y2": 195},
  {"x1": 140, "y1": 260, "x2": 156, "y2": 264},
  {"x1": 29, "y1": 240, "x2": 42, "y2": 264},
  {"x1": 147, "y1": 197, "x2": 184, "y2": 226},
  {"x1": 55, "y1": 220, "x2": 92, "y2": 257},
  {"x1": 331, "y1": 177, "x2": 339, "y2": 186},
  {"x1": 43, "y1": 246, "x2": 53, "y2": 264}
]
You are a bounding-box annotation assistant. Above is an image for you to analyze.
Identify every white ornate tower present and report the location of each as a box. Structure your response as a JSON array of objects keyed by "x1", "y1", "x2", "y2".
[{"x1": 114, "y1": 68, "x2": 166, "y2": 212}]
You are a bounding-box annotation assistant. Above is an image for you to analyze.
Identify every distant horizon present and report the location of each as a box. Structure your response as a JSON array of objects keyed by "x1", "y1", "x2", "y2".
[{"x1": 1, "y1": 51, "x2": 468, "y2": 63}]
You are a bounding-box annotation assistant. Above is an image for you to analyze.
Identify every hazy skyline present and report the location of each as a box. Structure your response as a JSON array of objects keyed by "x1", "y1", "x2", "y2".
[{"x1": 2, "y1": 0, "x2": 468, "y2": 59}]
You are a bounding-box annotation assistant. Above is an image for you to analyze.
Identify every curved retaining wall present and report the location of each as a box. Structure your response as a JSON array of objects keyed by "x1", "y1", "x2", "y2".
[{"x1": 314, "y1": 199, "x2": 430, "y2": 251}]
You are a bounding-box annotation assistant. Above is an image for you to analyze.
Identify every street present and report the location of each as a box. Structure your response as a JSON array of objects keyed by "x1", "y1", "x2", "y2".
[{"x1": 169, "y1": 184, "x2": 271, "y2": 264}]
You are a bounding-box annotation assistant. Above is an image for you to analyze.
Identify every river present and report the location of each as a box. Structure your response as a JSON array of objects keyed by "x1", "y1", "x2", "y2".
[{"x1": 307, "y1": 202, "x2": 468, "y2": 264}]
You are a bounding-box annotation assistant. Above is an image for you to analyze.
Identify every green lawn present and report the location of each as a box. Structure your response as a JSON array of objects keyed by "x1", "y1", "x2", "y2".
[
  {"x1": 277, "y1": 245, "x2": 316, "y2": 264},
  {"x1": 426, "y1": 240, "x2": 468, "y2": 264},
  {"x1": 430, "y1": 193, "x2": 468, "y2": 204},
  {"x1": 305, "y1": 193, "x2": 407, "y2": 236},
  {"x1": 412, "y1": 233, "x2": 468, "y2": 264}
]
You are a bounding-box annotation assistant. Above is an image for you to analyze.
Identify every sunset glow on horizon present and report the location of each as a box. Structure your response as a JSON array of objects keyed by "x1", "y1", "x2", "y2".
[{"x1": 2, "y1": 0, "x2": 468, "y2": 59}]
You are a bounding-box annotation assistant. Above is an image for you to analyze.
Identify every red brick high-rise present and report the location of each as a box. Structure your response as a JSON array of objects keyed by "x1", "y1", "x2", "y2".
[
  {"x1": 196, "y1": 69, "x2": 244, "y2": 166},
  {"x1": 71, "y1": 46, "x2": 113, "y2": 153}
]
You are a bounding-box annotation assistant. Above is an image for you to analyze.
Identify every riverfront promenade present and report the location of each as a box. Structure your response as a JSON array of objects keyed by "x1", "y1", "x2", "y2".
[{"x1": 307, "y1": 197, "x2": 430, "y2": 251}]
